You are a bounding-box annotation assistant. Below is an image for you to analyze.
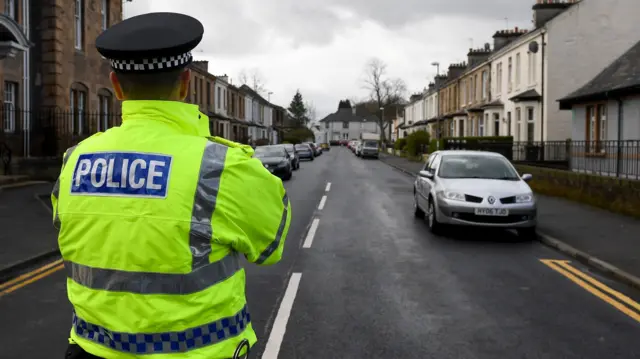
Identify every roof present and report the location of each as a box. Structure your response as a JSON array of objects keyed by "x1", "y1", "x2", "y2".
[
  {"x1": 558, "y1": 39, "x2": 640, "y2": 109},
  {"x1": 319, "y1": 108, "x2": 376, "y2": 123},
  {"x1": 239, "y1": 84, "x2": 268, "y2": 104},
  {"x1": 509, "y1": 89, "x2": 541, "y2": 103}
]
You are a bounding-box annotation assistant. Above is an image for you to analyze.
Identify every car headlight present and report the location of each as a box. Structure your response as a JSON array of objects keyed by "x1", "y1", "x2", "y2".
[
  {"x1": 441, "y1": 191, "x2": 465, "y2": 201},
  {"x1": 515, "y1": 193, "x2": 533, "y2": 203}
]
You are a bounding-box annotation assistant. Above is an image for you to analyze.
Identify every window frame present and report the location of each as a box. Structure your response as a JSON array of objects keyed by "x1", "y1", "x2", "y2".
[
  {"x1": 526, "y1": 107, "x2": 535, "y2": 143},
  {"x1": 100, "y1": 0, "x2": 108, "y2": 30},
  {"x1": 98, "y1": 90, "x2": 112, "y2": 132},
  {"x1": 585, "y1": 103, "x2": 607, "y2": 154},
  {"x1": 70, "y1": 85, "x2": 88, "y2": 135},
  {"x1": 3, "y1": 81, "x2": 17, "y2": 133},
  {"x1": 74, "y1": 0, "x2": 84, "y2": 50},
  {"x1": 4, "y1": 0, "x2": 16, "y2": 20}
]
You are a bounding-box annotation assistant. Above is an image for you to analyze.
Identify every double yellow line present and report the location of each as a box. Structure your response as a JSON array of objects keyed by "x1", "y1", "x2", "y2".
[
  {"x1": 541, "y1": 259, "x2": 640, "y2": 323},
  {"x1": 0, "y1": 259, "x2": 65, "y2": 298}
]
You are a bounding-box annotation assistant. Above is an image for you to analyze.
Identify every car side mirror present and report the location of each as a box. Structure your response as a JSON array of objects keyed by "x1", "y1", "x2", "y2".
[
  {"x1": 521, "y1": 173, "x2": 533, "y2": 182},
  {"x1": 419, "y1": 170, "x2": 434, "y2": 179}
]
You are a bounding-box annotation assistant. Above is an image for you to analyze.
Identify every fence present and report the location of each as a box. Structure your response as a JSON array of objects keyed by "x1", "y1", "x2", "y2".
[
  {"x1": 443, "y1": 139, "x2": 640, "y2": 180},
  {"x1": 0, "y1": 107, "x2": 122, "y2": 173}
]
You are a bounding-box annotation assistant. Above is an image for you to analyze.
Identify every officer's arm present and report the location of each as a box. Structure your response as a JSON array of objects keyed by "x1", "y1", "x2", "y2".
[
  {"x1": 216, "y1": 149, "x2": 291, "y2": 265},
  {"x1": 51, "y1": 147, "x2": 75, "y2": 226}
]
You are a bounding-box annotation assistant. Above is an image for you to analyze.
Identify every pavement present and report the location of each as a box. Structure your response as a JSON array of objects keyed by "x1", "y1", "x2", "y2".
[
  {"x1": 379, "y1": 152, "x2": 640, "y2": 288},
  {"x1": 2, "y1": 147, "x2": 640, "y2": 358},
  {"x1": 0, "y1": 182, "x2": 57, "y2": 271}
]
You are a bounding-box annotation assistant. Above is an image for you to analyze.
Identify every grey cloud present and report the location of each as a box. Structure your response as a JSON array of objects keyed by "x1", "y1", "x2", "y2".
[{"x1": 125, "y1": 0, "x2": 536, "y2": 57}]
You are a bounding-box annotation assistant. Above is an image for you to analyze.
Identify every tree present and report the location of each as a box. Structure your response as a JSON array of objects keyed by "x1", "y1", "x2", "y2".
[
  {"x1": 305, "y1": 100, "x2": 316, "y2": 126},
  {"x1": 238, "y1": 68, "x2": 266, "y2": 95},
  {"x1": 362, "y1": 58, "x2": 407, "y2": 142},
  {"x1": 287, "y1": 90, "x2": 307, "y2": 127}
]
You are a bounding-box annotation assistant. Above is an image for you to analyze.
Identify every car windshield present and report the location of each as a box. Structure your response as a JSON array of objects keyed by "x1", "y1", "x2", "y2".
[
  {"x1": 363, "y1": 140, "x2": 377, "y2": 147},
  {"x1": 295, "y1": 144, "x2": 310, "y2": 150},
  {"x1": 283, "y1": 144, "x2": 294, "y2": 152},
  {"x1": 254, "y1": 146, "x2": 285, "y2": 157},
  {"x1": 438, "y1": 155, "x2": 520, "y2": 180}
]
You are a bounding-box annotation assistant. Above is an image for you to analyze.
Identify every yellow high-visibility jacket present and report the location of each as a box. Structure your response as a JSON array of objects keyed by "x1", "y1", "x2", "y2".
[{"x1": 51, "y1": 100, "x2": 291, "y2": 359}]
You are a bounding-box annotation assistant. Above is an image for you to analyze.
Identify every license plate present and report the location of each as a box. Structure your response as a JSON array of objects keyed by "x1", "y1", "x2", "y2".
[{"x1": 474, "y1": 208, "x2": 509, "y2": 216}]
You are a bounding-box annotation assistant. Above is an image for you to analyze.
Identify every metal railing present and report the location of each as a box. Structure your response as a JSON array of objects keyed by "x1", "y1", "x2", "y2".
[
  {"x1": 0, "y1": 107, "x2": 123, "y2": 161},
  {"x1": 443, "y1": 139, "x2": 640, "y2": 179}
]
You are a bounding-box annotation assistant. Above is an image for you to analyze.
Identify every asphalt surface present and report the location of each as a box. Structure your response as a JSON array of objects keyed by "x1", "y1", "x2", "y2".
[{"x1": 2, "y1": 147, "x2": 640, "y2": 358}]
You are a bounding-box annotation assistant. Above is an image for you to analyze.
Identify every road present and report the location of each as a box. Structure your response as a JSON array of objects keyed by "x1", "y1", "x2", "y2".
[{"x1": 2, "y1": 147, "x2": 640, "y2": 358}]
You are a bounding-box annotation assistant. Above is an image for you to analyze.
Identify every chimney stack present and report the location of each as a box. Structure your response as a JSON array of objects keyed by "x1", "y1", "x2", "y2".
[
  {"x1": 467, "y1": 46, "x2": 492, "y2": 68},
  {"x1": 533, "y1": 0, "x2": 578, "y2": 28},
  {"x1": 447, "y1": 62, "x2": 467, "y2": 80},
  {"x1": 434, "y1": 74, "x2": 448, "y2": 89},
  {"x1": 492, "y1": 27, "x2": 529, "y2": 52}
]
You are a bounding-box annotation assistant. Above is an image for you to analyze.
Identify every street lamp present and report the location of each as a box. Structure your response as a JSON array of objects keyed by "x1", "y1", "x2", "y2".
[{"x1": 431, "y1": 61, "x2": 441, "y2": 149}]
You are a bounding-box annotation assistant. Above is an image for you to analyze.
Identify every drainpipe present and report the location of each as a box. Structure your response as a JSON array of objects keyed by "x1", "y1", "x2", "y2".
[
  {"x1": 540, "y1": 30, "x2": 546, "y2": 160},
  {"x1": 616, "y1": 96, "x2": 623, "y2": 177},
  {"x1": 22, "y1": 0, "x2": 30, "y2": 157}
]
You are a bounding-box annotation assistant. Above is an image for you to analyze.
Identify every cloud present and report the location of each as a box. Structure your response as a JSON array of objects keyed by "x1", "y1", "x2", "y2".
[{"x1": 122, "y1": 0, "x2": 538, "y2": 117}]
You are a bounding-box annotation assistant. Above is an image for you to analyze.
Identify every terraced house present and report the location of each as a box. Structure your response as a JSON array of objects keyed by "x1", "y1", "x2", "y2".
[{"x1": 0, "y1": 0, "x2": 123, "y2": 162}]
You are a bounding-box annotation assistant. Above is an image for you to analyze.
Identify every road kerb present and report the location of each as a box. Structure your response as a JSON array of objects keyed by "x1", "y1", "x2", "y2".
[
  {"x1": 0, "y1": 180, "x2": 50, "y2": 193},
  {"x1": 379, "y1": 156, "x2": 640, "y2": 292},
  {"x1": 537, "y1": 232, "x2": 640, "y2": 291},
  {"x1": 0, "y1": 249, "x2": 61, "y2": 283}
]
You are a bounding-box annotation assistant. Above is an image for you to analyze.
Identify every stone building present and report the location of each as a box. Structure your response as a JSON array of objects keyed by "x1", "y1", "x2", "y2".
[{"x1": 0, "y1": 0, "x2": 123, "y2": 158}]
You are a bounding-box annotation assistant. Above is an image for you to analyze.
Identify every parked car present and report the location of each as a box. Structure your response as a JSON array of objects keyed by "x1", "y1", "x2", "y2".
[
  {"x1": 355, "y1": 141, "x2": 363, "y2": 156},
  {"x1": 320, "y1": 143, "x2": 330, "y2": 151},
  {"x1": 253, "y1": 145, "x2": 293, "y2": 180},
  {"x1": 360, "y1": 139, "x2": 379, "y2": 159},
  {"x1": 306, "y1": 142, "x2": 322, "y2": 156},
  {"x1": 295, "y1": 143, "x2": 314, "y2": 160},
  {"x1": 281, "y1": 143, "x2": 300, "y2": 170},
  {"x1": 413, "y1": 150, "x2": 537, "y2": 239}
]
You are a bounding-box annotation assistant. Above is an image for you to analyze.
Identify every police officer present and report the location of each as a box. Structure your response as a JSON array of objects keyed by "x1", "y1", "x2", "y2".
[{"x1": 53, "y1": 12, "x2": 291, "y2": 359}]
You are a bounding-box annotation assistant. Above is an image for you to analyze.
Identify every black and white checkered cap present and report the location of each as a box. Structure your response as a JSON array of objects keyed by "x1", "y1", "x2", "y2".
[{"x1": 110, "y1": 51, "x2": 193, "y2": 72}]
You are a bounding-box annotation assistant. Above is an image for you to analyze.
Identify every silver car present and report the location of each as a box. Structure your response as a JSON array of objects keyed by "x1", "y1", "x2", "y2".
[{"x1": 413, "y1": 150, "x2": 537, "y2": 238}]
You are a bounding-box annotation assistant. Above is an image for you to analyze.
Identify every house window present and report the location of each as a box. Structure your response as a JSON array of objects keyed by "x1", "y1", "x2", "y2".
[
  {"x1": 223, "y1": 89, "x2": 227, "y2": 109},
  {"x1": 481, "y1": 71, "x2": 488, "y2": 100},
  {"x1": 507, "y1": 111, "x2": 512, "y2": 136},
  {"x1": 70, "y1": 87, "x2": 87, "y2": 135},
  {"x1": 585, "y1": 104, "x2": 607, "y2": 153},
  {"x1": 526, "y1": 107, "x2": 535, "y2": 143},
  {"x1": 461, "y1": 79, "x2": 466, "y2": 105},
  {"x1": 342, "y1": 133, "x2": 348, "y2": 140},
  {"x1": 101, "y1": 0, "x2": 108, "y2": 30},
  {"x1": 496, "y1": 63, "x2": 503, "y2": 93},
  {"x1": 206, "y1": 82, "x2": 211, "y2": 108},
  {"x1": 449, "y1": 120, "x2": 454, "y2": 136},
  {"x1": 515, "y1": 107, "x2": 521, "y2": 141},
  {"x1": 529, "y1": 52, "x2": 537, "y2": 84},
  {"x1": 216, "y1": 87, "x2": 220, "y2": 109},
  {"x1": 493, "y1": 113, "x2": 500, "y2": 135},
  {"x1": 342, "y1": 121, "x2": 348, "y2": 129},
  {"x1": 325, "y1": 121, "x2": 329, "y2": 129},
  {"x1": 515, "y1": 53, "x2": 521, "y2": 86},
  {"x1": 507, "y1": 57, "x2": 512, "y2": 92},
  {"x1": 458, "y1": 119, "x2": 464, "y2": 137},
  {"x1": 75, "y1": 0, "x2": 84, "y2": 50},
  {"x1": 3, "y1": 81, "x2": 17, "y2": 132},
  {"x1": 4, "y1": 0, "x2": 15, "y2": 19},
  {"x1": 473, "y1": 75, "x2": 478, "y2": 102},
  {"x1": 98, "y1": 92, "x2": 111, "y2": 131},
  {"x1": 480, "y1": 114, "x2": 487, "y2": 137}
]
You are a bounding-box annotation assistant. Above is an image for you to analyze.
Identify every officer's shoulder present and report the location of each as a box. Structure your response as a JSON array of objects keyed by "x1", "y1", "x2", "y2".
[{"x1": 206, "y1": 136, "x2": 254, "y2": 157}]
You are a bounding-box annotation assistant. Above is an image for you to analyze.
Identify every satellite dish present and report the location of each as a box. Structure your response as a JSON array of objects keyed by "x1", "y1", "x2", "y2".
[{"x1": 529, "y1": 41, "x2": 539, "y2": 53}]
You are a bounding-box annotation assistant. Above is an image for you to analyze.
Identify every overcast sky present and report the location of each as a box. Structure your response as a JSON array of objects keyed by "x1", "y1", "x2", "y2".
[{"x1": 124, "y1": 0, "x2": 535, "y2": 119}]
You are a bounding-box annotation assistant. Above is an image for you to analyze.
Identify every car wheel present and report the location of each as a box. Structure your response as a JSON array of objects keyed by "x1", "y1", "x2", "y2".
[
  {"x1": 283, "y1": 167, "x2": 293, "y2": 181},
  {"x1": 310, "y1": 157, "x2": 314, "y2": 161},
  {"x1": 517, "y1": 227, "x2": 537, "y2": 240},
  {"x1": 427, "y1": 197, "x2": 442, "y2": 234},
  {"x1": 413, "y1": 193, "x2": 425, "y2": 219}
]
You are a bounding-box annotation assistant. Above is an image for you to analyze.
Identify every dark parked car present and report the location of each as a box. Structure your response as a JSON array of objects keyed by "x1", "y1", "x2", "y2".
[
  {"x1": 281, "y1": 143, "x2": 300, "y2": 170},
  {"x1": 295, "y1": 143, "x2": 314, "y2": 161},
  {"x1": 254, "y1": 145, "x2": 293, "y2": 180}
]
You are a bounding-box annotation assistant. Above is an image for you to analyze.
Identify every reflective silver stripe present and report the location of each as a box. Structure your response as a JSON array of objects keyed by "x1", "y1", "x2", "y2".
[
  {"x1": 190, "y1": 141, "x2": 228, "y2": 270},
  {"x1": 53, "y1": 146, "x2": 77, "y2": 229},
  {"x1": 64, "y1": 141, "x2": 239, "y2": 294},
  {"x1": 256, "y1": 193, "x2": 289, "y2": 264},
  {"x1": 65, "y1": 252, "x2": 241, "y2": 294}
]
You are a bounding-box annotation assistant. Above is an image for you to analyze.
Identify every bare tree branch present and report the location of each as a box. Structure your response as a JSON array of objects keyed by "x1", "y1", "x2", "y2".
[
  {"x1": 305, "y1": 100, "x2": 317, "y2": 125},
  {"x1": 237, "y1": 68, "x2": 267, "y2": 95},
  {"x1": 361, "y1": 58, "x2": 407, "y2": 141}
]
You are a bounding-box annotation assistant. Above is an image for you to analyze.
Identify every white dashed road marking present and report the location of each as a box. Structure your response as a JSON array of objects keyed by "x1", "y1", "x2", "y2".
[
  {"x1": 302, "y1": 218, "x2": 320, "y2": 248},
  {"x1": 325, "y1": 182, "x2": 331, "y2": 192},
  {"x1": 318, "y1": 195, "x2": 327, "y2": 210},
  {"x1": 261, "y1": 272, "x2": 303, "y2": 359}
]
